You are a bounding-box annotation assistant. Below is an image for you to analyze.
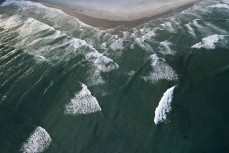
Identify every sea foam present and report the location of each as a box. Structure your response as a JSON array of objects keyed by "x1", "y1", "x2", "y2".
[
  {"x1": 160, "y1": 22, "x2": 175, "y2": 32},
  {"x1": 209, "y1": 4, "x2": 229, "y2": 9},
  {"x1": 1, "y1": 0, "x2": 61, "y2": 13},
  {"x1": 0, "y1": 12, "x2": 119, "y2": 85},
  {"x1": 109, "y1": 38, "x2": 124, "y2": 51},
  {"x1": 134, "y1": 29, "x2": 156, "y2": 51},
  {"x1": 1, "y1": 0, "x2": 15, "y2": 7},
  {"x1": 223, "y1": 0, "x2": 229, "y2": 4},
  {"x1": 0, "y1": 14, "x2": 23, "y2": 29},
  {"x1": 154, "y1": 85, "x2": 176, "y2": 125},
  {"x1": 144, "y1": 54, "x2": 178, "y2": 83},
  {"x1": 0, "y1": 14, "x2": 118, "y2": 85},
  {"x1": 185, "y1": 23, "x2": 196, "y2": 37},
  {"x1": 192, "y1": 19, "x2": 204, "y2": 29},
  {"x1": 20, "y1": 127, "x2": 52, "y2": 153},
  {"x1": 191, "y1": 34, "x2": 225, "y2": 49},
  {"x1": 64, "y1": 84, "x2": 102, "y2": 115},
  {"x1": 84, "y1": 46, "x2": 119, "y2": 85},
  {"x1": 159, "y1": 40, "x2": 175, "y2": 55},
  {"x1": 17, "y1": 18, "x2": 54, "y2": 37}
]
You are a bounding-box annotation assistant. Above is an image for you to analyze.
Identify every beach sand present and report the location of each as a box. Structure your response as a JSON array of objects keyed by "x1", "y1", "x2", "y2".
[{"x1": 30, "y1": 0, "x2": 199, "y2": 29}]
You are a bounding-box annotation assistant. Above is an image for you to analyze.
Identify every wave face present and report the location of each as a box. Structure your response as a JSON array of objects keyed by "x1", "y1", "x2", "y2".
[{"x1": 1, "y1": 0, "x2": 229, "y2": 153}]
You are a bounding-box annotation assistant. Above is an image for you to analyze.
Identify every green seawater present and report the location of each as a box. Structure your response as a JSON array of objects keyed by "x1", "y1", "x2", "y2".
[{"x1": 0, "y1": 0, "x2": 229, "y2": 153}]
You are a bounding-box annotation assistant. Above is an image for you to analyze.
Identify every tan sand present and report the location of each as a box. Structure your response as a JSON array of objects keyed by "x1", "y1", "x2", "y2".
[{"x1": 30, "y1": 0, "x2": 199, "y2": 29}]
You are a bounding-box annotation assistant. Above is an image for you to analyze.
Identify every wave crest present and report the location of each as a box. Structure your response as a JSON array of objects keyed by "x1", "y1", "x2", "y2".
[{"x1": 154, "y1": 86, "x2": 176, "y2": 125}]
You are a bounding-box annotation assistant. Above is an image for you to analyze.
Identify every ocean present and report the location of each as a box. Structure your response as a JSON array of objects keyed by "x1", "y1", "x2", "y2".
[{"x1": 0, "y1": 0, "x2": 229, "y2": 153}]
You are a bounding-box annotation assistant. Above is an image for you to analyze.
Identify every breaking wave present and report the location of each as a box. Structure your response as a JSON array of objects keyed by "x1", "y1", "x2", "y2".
[
  {"x1": 0, "y1": 0, "x2": 229, "y2": 152},
  {"x1": 154, "y1": 86, "x2": 176, "y2": 125},
  {"x1": 20, "y1": 127, "x2": 52, "y2": 153},
  {"x1": 192, "y1": 34, "x2": 226, "y2": 49},
  {"x1": 143, "y1": 54, "x2": 178, "y2": 83},
  {"x1": 64, "y1": 84, "x2": 102, "y2": 115}
]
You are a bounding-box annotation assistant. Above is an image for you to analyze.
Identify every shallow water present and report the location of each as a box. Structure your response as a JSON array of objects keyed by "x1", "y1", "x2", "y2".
[{"x1": 0, "y1": 0, "x2": 229, "y2": 153}]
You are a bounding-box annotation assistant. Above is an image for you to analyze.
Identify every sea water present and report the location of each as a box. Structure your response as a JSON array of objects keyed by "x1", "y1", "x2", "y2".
[{"x1": 0, "y1": 0, "x2": 229, "y2": 153}]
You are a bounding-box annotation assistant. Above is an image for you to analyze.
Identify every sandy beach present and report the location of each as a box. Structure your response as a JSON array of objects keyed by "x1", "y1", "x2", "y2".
[{"x1": 30, "y1": 0, "x2": 199, "y2": 29}]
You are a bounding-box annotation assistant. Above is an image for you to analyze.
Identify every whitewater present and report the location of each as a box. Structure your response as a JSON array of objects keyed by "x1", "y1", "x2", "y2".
[{"x1": 0, "y1": 0, "x2": 229, "y2": 152}]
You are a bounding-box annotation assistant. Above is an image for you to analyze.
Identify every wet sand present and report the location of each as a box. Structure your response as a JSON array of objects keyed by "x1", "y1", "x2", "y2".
[{"x1": 30, "y1": 0, "x2": 199, "y2": 29}]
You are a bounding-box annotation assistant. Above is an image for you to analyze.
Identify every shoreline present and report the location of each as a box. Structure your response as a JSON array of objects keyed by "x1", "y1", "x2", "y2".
[{"x1": 30, "y1": 0, "x2": 199, "y2": 29}]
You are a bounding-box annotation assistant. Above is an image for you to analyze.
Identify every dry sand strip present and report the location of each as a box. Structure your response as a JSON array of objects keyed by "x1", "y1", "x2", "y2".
[{"x1": 30, "y1": 0, "x2": 200, "y2": 29}]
